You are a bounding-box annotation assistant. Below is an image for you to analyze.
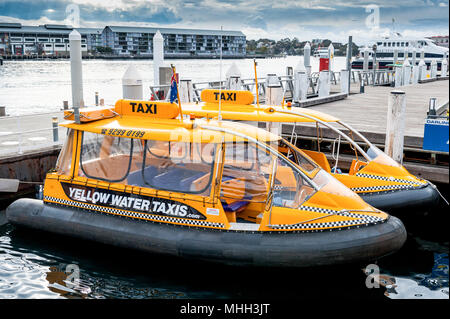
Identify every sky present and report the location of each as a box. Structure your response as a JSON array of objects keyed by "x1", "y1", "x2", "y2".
[{"x1": 0, "y1": 0, "x2": 448, "y2": 45}]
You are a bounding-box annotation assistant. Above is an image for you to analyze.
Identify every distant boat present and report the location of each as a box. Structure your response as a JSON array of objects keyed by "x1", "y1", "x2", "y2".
[
  {"x1": 351, "y1": 32, "x2": 449, "y2": 70},
  {"x1": 313, "y1": 47, "x2": 329, "y2": 58}
]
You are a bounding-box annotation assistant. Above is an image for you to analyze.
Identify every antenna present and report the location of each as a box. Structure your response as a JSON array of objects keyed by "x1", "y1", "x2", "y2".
[{"x1": 218, "y1": 26, "x2": 223, "y2": 121}]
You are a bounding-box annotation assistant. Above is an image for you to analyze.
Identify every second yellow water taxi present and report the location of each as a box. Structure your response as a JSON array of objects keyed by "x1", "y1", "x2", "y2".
[{"x1": 180, "y1": 89, "x2": 441, "y2": 213}]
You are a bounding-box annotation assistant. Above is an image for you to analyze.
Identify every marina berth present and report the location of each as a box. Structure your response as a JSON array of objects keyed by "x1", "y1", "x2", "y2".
[
  {"x1": 180, "y1": 89, "x2": 441, "y2": 213},
  {"x1": 6, "y1": 99, "x2": 406, "y2": 267}
]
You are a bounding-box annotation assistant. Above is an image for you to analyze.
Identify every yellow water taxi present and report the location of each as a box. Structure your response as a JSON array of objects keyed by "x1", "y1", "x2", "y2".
[
  {"x1": 180, "y1": 89, "x2": 441, "y2": 213},
  {"x1": 6, "y1": 99, "x2": 406, "y2": 267}
]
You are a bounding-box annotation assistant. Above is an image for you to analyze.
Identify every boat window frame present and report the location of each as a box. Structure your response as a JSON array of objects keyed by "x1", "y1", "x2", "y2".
[
  {"x1": 141, "y1": 139, "x2": 217, "y2": 195},
  {"x1": 200, "y1": 125, "x2": 320, "y2": 191},
  {"x1": 274, "y1": 110, "x2": 372, "y2": 162},
  {"x1": 55, "y1": 128, "x2": 75, "y2": 176},
  {"x1": 79, "y1": 131, "x2": 134, "y2": 183},
  {"x1": 223, "y1": 140, "x2": 256, "y2": 171}
]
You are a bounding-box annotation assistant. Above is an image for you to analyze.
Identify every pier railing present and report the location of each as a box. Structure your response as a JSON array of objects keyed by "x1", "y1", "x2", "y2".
[
  {"x1": 149, "y1": 70, "x2": 395, "y2": 103},
  {"x1": 0, "y1": 112, "x2": 65, "y2": 156}
]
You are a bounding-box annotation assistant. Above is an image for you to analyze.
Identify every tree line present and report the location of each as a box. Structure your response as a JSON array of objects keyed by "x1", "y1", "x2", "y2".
[{"x1": 246, "y1": 38, "x2": 359, "y2": 56}]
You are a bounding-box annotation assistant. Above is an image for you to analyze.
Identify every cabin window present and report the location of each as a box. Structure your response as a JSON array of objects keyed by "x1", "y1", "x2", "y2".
[
  {"x1": 79, "y1": 132, "x2": 135, "y2": 182},
  {"x1": 55, "y1": 129, "x2": 75, "y2": 175},
  {"x1": 273, "y1": 157, "x2": 315, "y2": 209},
  {"x1": 138, "y1": 139, "x2": 216, "y2": 195},
  {"x1": 271, "y1": 139, "x2": 318, "y2": 174},
  {"x1": 222, "y1": 141, "x2": 272, "y2": 205}
]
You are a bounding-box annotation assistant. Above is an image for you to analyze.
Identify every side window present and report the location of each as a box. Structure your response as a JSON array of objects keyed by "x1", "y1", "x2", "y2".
[
  {"x1": 274, "y1": 139, "x2": 318, "y2": 174},
  {"x1": 222, "y1": 142, "x2": 272, "y2": 201},
  {"x1": 79, "y1": 132, "x2": 133, "y2": 182},
  {"x1": 138, "y1": 140, "x2": 216, "y2": 195},
  {"x1": 55, "y1": 129, "x2": 75, "y2": 175},
  {"x1": 273, "y1": 158, "x2": 315, "y2": 209}
]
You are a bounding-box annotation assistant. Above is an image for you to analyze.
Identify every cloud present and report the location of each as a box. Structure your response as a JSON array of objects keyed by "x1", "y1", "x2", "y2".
[{"x1": 0, "y1": 0, "x2": 448, "y2": 44}]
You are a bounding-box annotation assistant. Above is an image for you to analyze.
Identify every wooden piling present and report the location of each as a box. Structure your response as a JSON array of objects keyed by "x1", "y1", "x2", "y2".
[{"x1": 385, "y1": 90, "x2": 406, "y2": 163}]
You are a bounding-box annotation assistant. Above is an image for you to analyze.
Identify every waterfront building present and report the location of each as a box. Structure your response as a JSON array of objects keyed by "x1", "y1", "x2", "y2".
[
  {"x1": 102, "y1": 26, "x2": 246, "y2": 57},
  {"x1": 0, "y1": 23, "x2": 100, "y2": 56},
  {"x1": 0, "y1": 23, "x2": 246, "y2": 58}
]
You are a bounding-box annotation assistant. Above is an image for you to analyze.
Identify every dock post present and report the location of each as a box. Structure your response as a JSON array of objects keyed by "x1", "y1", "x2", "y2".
[
  {"x1": 394, "y1": 66, "x2": 403, "y2": 87},
  {"x1": 430, "y1": 60, "x2": 437, "y2": 79},
  {"x1": 303, "y1": 42, "x2": 311, "y2": 77},
  {"x1": 265, "y1": 74, "x2": 283, "y2": 105},
  {"x1": 412, "y1": 48, "x2": 417, "y2": 66},
  {"x1": 226, "y1": 62, "x2": 242, "y2": 90},
  {"x1": 69, "y1": 30, "x2": 84, "y2": 123},
  {"x1": 122, "y1": 65, "x2": 143, "y2": 100},
  {"x1": 393, "y1": 49, "x2": 399, "y2": 65},
  {"x1": 412, "y1": 64, "x2": 419, "y2": 84},
  {"x1": 179, "y1": 79, "x2": 194, "y2": 102},
  {"x1": 402, "y1": 58, "x2": 411, "y2": 86},
  {"x1": 153, "y1": 30, "x2": 164, "y2": 88},
  {"x1": 418, "y1": 59, "x2": 426, "y2": 81},
  {"x1": 318, "y1": 71, "x2": 330, "y2": 97},
  {"x1": 346, "y1": 36, "x2": 352, "y2": 92},
  {"x1": 340, "y1": 69, "x2": 350, "y2": 94},
  {"x1": 363, "y1": 47, "x2": 369, "y2": 72},
  {"x1": 293, "y1": 71, "x2": 308, "y2": 101},
  {"x1": 385, "y1": 90, "x2": 406, "y2": 164},
  {"x1": 441, "y1": 55, "x2": 448, "y2": 77},
  {"x1": 328, "y1": 43, "x2": 334, "y2": 73},
  {"x1": 52, "y1": 116, "x2": 59, "y2": 143},
  {"x1": 95, "y1": 92, "x2": 99, "y2": 106},
  {"x1": 0, "y1": 106, "x2": 5, "y2": 117}
]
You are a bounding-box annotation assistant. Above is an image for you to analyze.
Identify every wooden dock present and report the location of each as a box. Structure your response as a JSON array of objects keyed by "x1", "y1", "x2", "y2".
[{"x1": 309, "y1": 79, "x2": 449, "y2": 142}]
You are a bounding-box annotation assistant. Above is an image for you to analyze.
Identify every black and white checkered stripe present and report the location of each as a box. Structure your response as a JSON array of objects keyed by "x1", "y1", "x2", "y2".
[
  {"x1": 270, "y1": 205, "x2": 385, "y2": 230},
  {"x1": 355, "y1": 173, "x2": 425, "y2": 186},
  {"x1": 351, "y1": 184, "x2": 418, "y2": 192},
  {"x1": 44, "y1": 196, "x2": 225, "y2": 229}
]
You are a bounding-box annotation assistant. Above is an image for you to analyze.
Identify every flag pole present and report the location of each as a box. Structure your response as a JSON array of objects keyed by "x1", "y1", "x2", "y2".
[
  {"x1": 254, "y1": 59, "x2": 260, "y2": 106},
  {"x1": 171, "y1": 64, "x2": 183, "y2": 119}
]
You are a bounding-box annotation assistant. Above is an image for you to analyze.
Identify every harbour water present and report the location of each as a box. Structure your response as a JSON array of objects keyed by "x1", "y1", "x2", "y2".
[
  {"x1": 0, "y1": 201, "x2": 448, "y2": 299},
  {"x1": 0, "y1": 56, "x2": 347, "y2": 116}
]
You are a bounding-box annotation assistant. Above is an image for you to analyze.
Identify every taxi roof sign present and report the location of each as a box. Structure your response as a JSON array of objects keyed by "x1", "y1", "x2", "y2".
[
  {"x1": 115, "y1": 99, "x2": 180, "y2": 119},
  {"x1": 201, "y1": 89, "x2": 254, "y2": 105}
]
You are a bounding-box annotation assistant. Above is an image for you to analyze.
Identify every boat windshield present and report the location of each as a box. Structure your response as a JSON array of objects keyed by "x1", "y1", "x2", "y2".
[
  {"x1": 366, "y1": 145, "x2": 402, "y2": 167},
  {"x1": 265, "y1": 138, "x2": 319, "y2": 175},
  {"x1": 220, "y1": 138, "x2": 320, "y2": 214}
]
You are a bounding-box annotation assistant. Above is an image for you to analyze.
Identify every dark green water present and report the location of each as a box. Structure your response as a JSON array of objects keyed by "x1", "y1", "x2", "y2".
[{"x1": 0, "y1": 197, "x2": 448, "y2": 299}]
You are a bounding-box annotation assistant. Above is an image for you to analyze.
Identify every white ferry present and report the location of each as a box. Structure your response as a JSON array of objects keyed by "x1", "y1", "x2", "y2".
[{"x1": 351, "y1": 32, "x2": 449, "y2": 70}]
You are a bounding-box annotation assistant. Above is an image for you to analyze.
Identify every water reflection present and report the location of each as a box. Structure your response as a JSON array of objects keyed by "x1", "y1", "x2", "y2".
[
  {"x1": 0, "y1": 207, "x2": 448, "y2": 299},
  {"x1": 376, "y1": 253, "x2": 449, "y2": 299}
]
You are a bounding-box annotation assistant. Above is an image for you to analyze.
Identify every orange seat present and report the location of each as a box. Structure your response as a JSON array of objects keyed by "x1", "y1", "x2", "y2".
[{"x1": 301, "y1": 150, "x2": 331, "y2": 173}]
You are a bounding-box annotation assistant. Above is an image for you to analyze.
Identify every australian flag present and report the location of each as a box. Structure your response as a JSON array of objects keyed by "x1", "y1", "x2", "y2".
[{"x1": 170, "y1": 73, "x2": 178, "y2": 103}]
